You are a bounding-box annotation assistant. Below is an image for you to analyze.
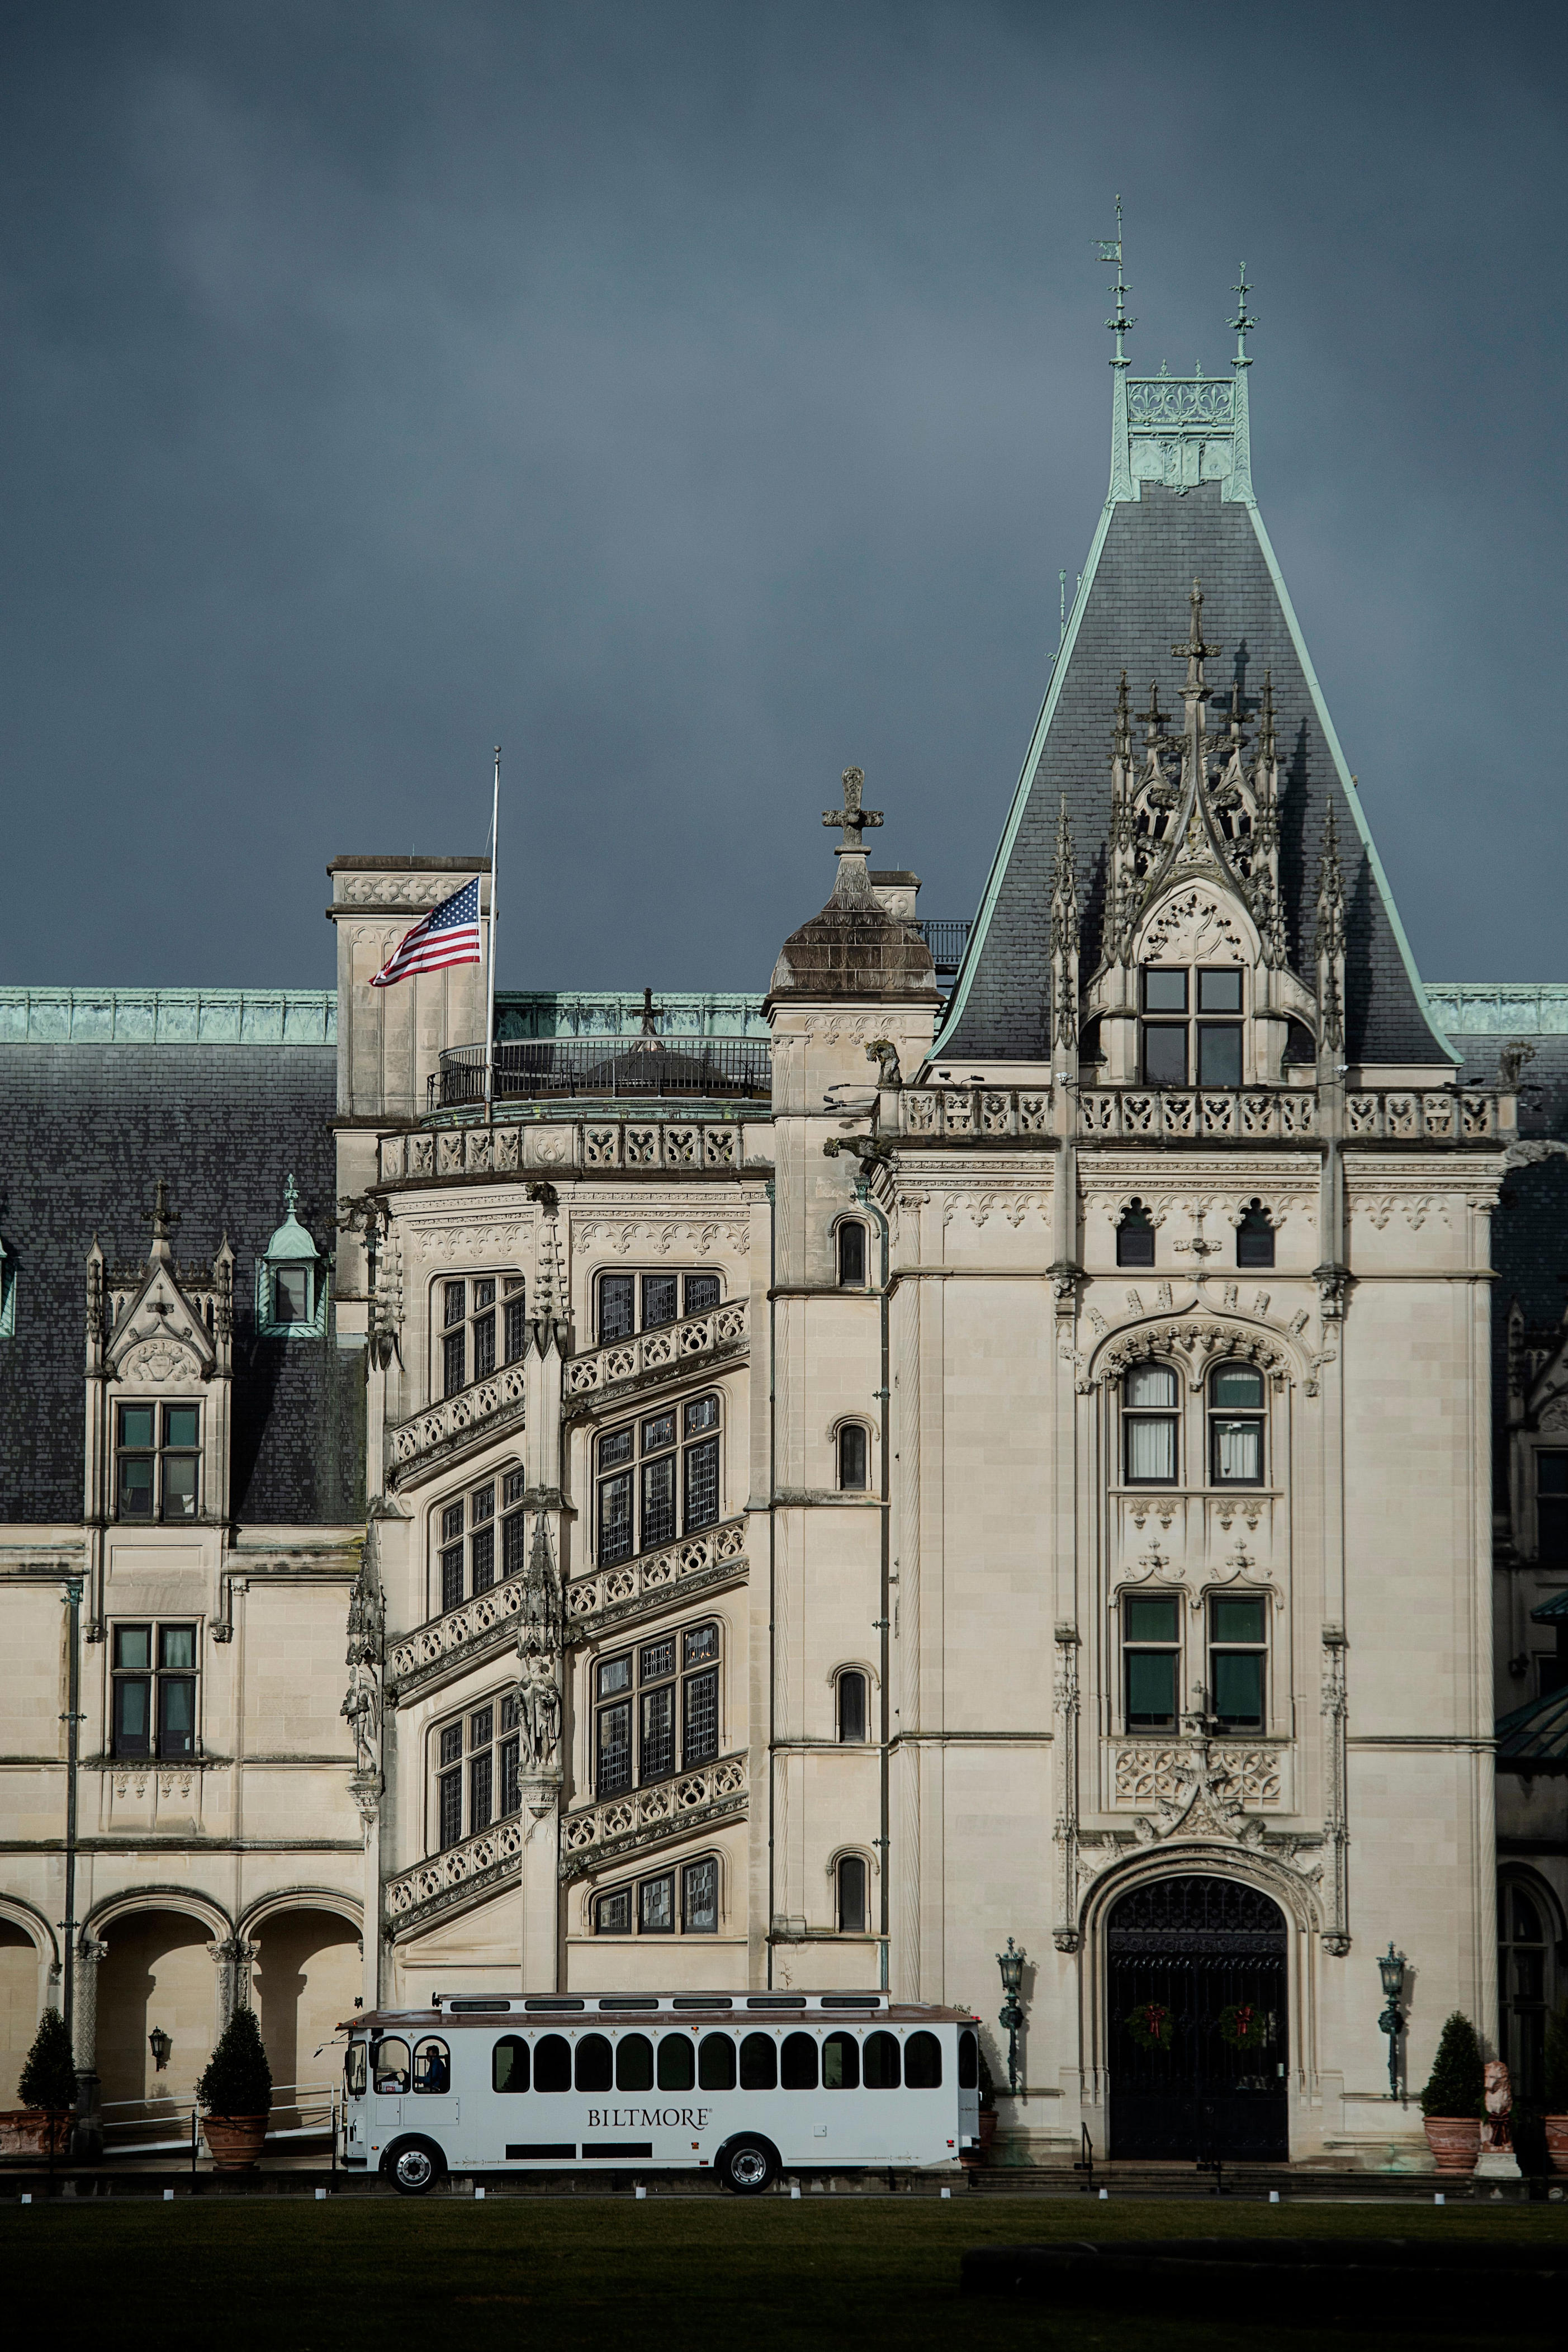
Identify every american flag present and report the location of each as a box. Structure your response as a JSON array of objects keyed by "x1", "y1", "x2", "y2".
[{"x1": 370, "y1": 878, "x2": 484, "y2": 987}]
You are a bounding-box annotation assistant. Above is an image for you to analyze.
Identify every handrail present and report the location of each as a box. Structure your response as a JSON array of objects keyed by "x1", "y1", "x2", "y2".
[{"x1": 433, "y1": 1036, "x2": 770, "y2": 1110}]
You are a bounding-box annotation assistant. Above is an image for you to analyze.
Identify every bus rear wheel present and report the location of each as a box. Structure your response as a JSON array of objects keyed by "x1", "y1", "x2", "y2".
[
  {"x1": 385, "y1": 2138, "x2": 446, "y2": 2197},
  {"x1": 716, "y1": 2136, "x2": 778, "y2": 2196}
]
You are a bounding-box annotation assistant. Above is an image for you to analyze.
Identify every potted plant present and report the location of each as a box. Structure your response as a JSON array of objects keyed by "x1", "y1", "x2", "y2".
[
  {"x1": 1418, "y1": 2010, "x2": 1485, "y2": 2174},
  {"x1": 1543, "y1": 2005, "x2": 1568, "y2": 2172},
  {"x1": 196, "y1": 2006, "x2": 272, "y2": 2171},
  {"x1": 0, "y1": 2008, "x2": 77, "y2": 2159}
]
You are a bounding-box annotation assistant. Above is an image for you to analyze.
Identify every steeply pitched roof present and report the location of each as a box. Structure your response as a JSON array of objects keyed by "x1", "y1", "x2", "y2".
[
  {"x1": 935, "y1": 362, "x2": 1455, "y2": 1069},
  {"x1": 0, "y1": 1034, "x2": 363, "y2": 1526}
]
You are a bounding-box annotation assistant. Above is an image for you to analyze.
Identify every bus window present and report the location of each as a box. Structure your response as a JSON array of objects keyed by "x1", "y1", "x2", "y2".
[
  {"x1": 905, "y1": 2031, "x2": 941, "y2": 2088},
  {"x1": 700, "y1": 2033, "x2": 737, "y2": 2090},
  {"x1": 492, "y1": 2036, "x2": 530, "y2": 2094},
  {"x1": 576, "y1": 2033, "x2": 613, "y2": 2093},
  {"x1": 371, "y1": 2037, "x2": 410, "y2": 2094},
  {"x1": 738, "y1": 2032, "x2": 777, "y2": 2090},
  {"x1": 657, "y1": 2034, "x2": 696, "y2": 2091},
  {"x1": 958, "y1": 2029, "x2": 978, "y2": 2089},
  {"x1": 864, "y1": 2031, "x2": 901, "y2": 2089},
  {"x1": 412, "y1": 2038, "x2": 450, "y2": 2094},
  {"x1": 535, "y1": 2033, "x2": 571, "y2": 2093},
  {"x1": 781, "y1": 2032, "x2": 818, "y2": 2090},
  {"x1": 344, "y1": 2041, "x2": 367, "y2": 2098},
  {"x1": 822, "y1": 2032, "x2": 860, "y2": 2090},
  {"x1": 615, "y1": 2034, "x2": 655, "y2": 2091}
]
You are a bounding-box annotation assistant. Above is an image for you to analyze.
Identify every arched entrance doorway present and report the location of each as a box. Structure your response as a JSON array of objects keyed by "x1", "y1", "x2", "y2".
[
  {"x1": 250, "y1": 1909, "x2": 361, "y2": 2129},
  {"x1": 1107, "y1": 1874, "x2": 1288, "y2": 2160}
]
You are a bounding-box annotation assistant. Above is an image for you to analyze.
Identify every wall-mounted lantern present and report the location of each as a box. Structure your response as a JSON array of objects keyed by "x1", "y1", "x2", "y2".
[
  {"x1": 148, "y1": 2026, "x2": 172, "y2": 2073},
  {"x1": 996, "y1": 1936, "x2": 1027, "y2": 2094},
  {"x1": 1377, "y1": 1943, "x2": 1406, "y2": 2099}
]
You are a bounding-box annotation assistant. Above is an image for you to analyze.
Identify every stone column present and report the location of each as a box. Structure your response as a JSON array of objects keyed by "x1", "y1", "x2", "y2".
[
  {"x1": 71, "y1": 1935, "x2": 107, "y2": 2155},
  {"x1": 520, "y1": 1780, "x2": 563, "y2": 1993}
]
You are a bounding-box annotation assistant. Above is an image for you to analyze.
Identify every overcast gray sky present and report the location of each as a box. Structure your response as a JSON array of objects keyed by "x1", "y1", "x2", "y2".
[{"x1": 3, "y1": 0, "x2": 1565, "y2": 995}]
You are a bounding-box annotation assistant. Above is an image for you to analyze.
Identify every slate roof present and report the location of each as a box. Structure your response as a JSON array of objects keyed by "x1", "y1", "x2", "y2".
[
  {"x1": 937, "y1": 465, "x2": 1453, "y2": 1068},
  {"x1": 0, "y1": 1039, "x2": 364, "y2": 1527},
  {"x1": 1496, "y1": 1685, "x2": 1568, "y2": 1768}
]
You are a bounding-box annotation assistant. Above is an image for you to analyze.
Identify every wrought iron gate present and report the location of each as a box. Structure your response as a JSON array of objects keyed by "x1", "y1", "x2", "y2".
[{"x1": 1106, "y1": 1875, "x2": 1289, "y2": 2161}]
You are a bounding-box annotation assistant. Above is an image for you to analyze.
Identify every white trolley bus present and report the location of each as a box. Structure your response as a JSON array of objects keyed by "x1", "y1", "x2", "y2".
[{"x1": 340, "y1": 1991, "x2": 980, "y2": 2194}]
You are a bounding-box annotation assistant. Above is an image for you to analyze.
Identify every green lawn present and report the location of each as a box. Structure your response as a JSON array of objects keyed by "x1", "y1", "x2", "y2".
[{"x1": 6, "y1": 2193, "x2": 1566, "y2": 2351}]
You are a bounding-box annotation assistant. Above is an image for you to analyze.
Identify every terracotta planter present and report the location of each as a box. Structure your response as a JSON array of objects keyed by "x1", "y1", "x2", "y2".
[
  {"x1": 1422, "y1": 2116, "x2": 1482, "y2": 2174},
  {"x1": 0, "y1": 2109, "x2": 70, "y2": 2159},
  {"x1": 201, "y1": 2113, "x2": 269, "y2": 2171},
  {"x1": 1544, "y1": 2116, "x2": 1568, "y2": 2173}
]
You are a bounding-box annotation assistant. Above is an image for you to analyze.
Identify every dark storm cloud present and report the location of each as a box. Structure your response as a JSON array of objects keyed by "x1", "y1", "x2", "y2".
[{"x1": 2, "y1": 0, "x2": 1565, "y2": 992}]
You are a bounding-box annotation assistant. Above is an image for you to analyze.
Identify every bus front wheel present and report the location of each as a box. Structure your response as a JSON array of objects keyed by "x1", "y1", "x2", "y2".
[
  {"x1": 385, "y1": 2137, "x2": 446, "y2": 2197},
  {"x1": 716, "y1": 2135, "x2": 779, "y2": 2196}
]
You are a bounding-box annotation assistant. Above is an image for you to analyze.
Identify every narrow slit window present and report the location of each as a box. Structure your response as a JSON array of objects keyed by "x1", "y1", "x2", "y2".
[
  {"x1": 837, "y1": 1222, "x2": 867, "y2": 1286},
  {"x1": 837, "y1": 1424, "x2": 869, "y2": 1492},
  {"x1": 1115, "y1": 1199, "x2": 1156, "y2": 1270},
  {"x1": 837, "y1": 1853, "x2": 868, "y2": 1933}
]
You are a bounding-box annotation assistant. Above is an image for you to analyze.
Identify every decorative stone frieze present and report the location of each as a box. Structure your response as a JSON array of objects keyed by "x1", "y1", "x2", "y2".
[{"x1": 557, "y1": 1753, "x2": 747, "y2": 1881}]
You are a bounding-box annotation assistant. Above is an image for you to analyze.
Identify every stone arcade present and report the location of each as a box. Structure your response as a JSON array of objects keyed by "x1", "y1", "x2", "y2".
[{"x1": 2, "y1": 319, "x2": 1566, "y2": 2170}]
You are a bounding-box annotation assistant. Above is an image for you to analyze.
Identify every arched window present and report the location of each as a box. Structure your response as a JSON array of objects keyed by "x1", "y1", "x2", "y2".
[
  {"x1": 592, "y1": 1852, "x2": 719, "y2": 1935},
  {"x1": 433, "y1": 1693, "x2": 523, "y2": 1850},
  {"x1": 437, "y1": 1273, "x2": 525, "y2": 1398},
  {"x1": 1123, "y1": 1362, "x2": 1179, "y2": 1484},
  {"x1": 738, "y1": 2032, "x2": 776, "y2": 2090},
  {"x1": 533, "y1": 2034, "x2": 571, "y2": 2093},
  {"x1": 596, "y1": 1393, "x2": 721, "y2": 1564},
  {"x1": 615, "y1": 2034, "x2": 655, "y2": 2091},
  {"x1": 1209, "y1": 1364, "x2": 1266, "y2": 1486},
  {"x1": 1499, "y1": 1878, "x2": 1556, "y2": 2102},
  {"x1": 370, "y1": 2036, "x2": 410, "y2": 2093},
  {"x1": 905, "y1": 2031, "x2": 942, "y2": 2088},
  {"x1": 699, "y1": 2033, "x2": 737, "y2": 2090},
  {"x1": 492, "y1": 2035, "x2": 529, "y2": 2093},
  {"x1": 657, "y1": 2035, "x2": 695, "y2": 2091},
  {"x1": 574, "y1": 2033, "x2": 613, "y2": 2093},
  {"x1": 1237, "y1": 1200, "x2": 1275, "y2": 1270},
  {"x1": 781, "y1": 2032, "x2": 818, "y2": 2089},
  {"x1": 864, "y1": 2029, "x2": 901, "y2": 2089},
  {"x1": 435, "y1": 1465, "x2": 526, "y2": 1613},
  {"x1": 837, "y1": 1424, "x2": 869, "y2": 1492},
  {"x1": 823, "y1": 2032, "x2": 860, "y2": 2089},
  {"x1": 837, "y1": 1853, "x2": 868, "y2": 1933},
  {"x1": 837, "y1": 1669, "x2": 869, "y2": 1743},
  {"x1": 411, "y1": 2037, "x2": 449, "y2": 2094},
  {"x1": 1116, "y1": 1199, "x2": 1156, "y2": 1269},
  {"x1": 837, "y1": 1221, "x2": 867, "y2": 1286}
]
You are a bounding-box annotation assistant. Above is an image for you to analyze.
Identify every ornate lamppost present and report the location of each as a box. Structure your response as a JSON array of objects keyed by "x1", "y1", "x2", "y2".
[
  {"x1": 1377, "y1": 1943, "x2": 1406, "y2": 2099},
  {"x1": 996, "y1": 1937, "x2": 1027, "y2": 2094}
]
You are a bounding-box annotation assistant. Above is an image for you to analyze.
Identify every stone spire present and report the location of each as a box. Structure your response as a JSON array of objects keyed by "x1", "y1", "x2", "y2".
[
  {"x1": 1315, "y1": 803, "x2": 1347, "y2": 1057},
  {"x1": 1048, "y1": 796, "x2": 1080, "y2": 1070}
]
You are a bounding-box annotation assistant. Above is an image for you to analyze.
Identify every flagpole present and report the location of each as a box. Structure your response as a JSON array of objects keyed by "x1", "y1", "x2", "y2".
[{"x1": 486, "y1": 745, "x2": 500, "y2": 1123}]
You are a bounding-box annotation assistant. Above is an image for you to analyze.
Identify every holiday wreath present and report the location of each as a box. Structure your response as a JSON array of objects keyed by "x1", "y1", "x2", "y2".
[
  {"x1": 1124, "y1": 2001, "x2": 1175, "y2": 2051},
  {"x1": 1217, "y1": 2002, "x2": 1271, "y2": 2052}
]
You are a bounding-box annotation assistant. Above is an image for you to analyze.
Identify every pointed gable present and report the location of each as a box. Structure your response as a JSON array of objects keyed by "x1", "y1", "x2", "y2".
[{"x1": 934, "y1": 348, "x2": 1455, "y2": 1071}]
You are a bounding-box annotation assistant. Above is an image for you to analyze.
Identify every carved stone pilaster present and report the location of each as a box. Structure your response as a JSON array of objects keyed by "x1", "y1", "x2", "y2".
[
  {"x1": 1319, "y1": 1626, "x2": 1350, "y2": 1954},
  {"x1": 72, "y1": 1935, "x2": 108, "y2": 2075},
  {"x1": 1052, "y1": 1626, "x2": 1081, "y2": 1952},
  {"x1": 209, "y1": 1936, "x2": 257, "y2": 2023}
]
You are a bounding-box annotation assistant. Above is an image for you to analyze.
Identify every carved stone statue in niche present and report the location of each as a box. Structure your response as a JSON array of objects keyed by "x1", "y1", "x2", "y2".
[{"x1": 517, "y1": 1649, "x2": 562, "y2": 1775}]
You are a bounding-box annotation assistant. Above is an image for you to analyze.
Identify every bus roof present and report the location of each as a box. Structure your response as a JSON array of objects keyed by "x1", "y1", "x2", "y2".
[{"x1": 343, "y1": 1994, "x2": 978, "y2": 2032}]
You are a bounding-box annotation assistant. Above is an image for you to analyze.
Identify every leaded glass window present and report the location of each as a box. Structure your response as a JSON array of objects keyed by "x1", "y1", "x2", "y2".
[
  {"x1": 594, "y1": 1619, "x2": 722, "y2": 1793},
  {"x1": 433, "y1": 1690, "x2": 521, "y2": 1851},
  {"x1": 433, "y1": 1466, "x2": 525, "y2": 1615},
  {"x1": 596, "y1": 1270, "x2": 726, "y2": 1343},
  {"x1": 595, "y1": 1393, "x2": 721, "y2": 1563},
  {"x1": 593, "y1": 1852, "x2": 722, "y2": 1937},
  {"x1": 437, "y1": 1272, "x2": 524, "y2": 1399}
]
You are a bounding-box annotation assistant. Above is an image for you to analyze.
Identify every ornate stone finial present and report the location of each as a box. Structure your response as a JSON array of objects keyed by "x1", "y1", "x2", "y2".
[
  {"x1": 150, "y1": 1177, "x2": 180, "y2": 1248},
  {"x1": 822, "y1": 766, "x2": 883, "y2": 856},
  {"x1": 1257, "y1": 670, "x2": 1276, "y2": 765},
  {"x1": 1096, "y1": 193, "x2": 1134, "y2": 368},
  {"x1": 1315, "y1": 802, "x2": 1347, "y2": 1057},
  {"x1": 1230, "y1": 264, "x2": 1257, "y2": 369},
  {"x1": 1112, "y1": 669, "x2": 1132, "y2": 760},
  {"x1": 283, "y1": 1174, "x2": 300, "y2": 1217},
  {"x1": 1172, "y1": 579, "x2": 1221, "y2": 697},
  {"x1": 1224, "y1": 682, "x2": 1248, "y2": 756},
  {"x1": 520, "y1": 1512, "x2": 562, "y2": 1657},
  {"x1": 1136, "y1": 681, "x2": 1168, "y2": 745}
]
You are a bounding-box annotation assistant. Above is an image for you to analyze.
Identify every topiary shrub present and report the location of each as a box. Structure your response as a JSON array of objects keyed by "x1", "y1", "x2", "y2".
[
  {"x1": 17, "y1": 2008, "x2": 78, "y2": 2111},
  {"x1": 1545, "y1": 2006, "x2": 1568, "y2": 2113},
  {"x1": 1419, "y1": 2010, "x2": 1485, "y2": 2119},
  {"x1": 195, "y1": 2006, "x2": 273, "y2": 2120}
]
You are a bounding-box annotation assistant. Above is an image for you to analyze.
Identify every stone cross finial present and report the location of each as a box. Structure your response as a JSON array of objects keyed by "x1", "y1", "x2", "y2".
[
  {"x1": 636, "y1": 987, "x2": 665, "y2": 1039},
  {"x1": 150, "y1": 1178, "x2": 180, "y2": 1242},
  {"x1": 823, "y1": 766, "x2": 883, "y2": 854},
  {"x1": 1172, "y1": 579, "x2": 1221, "y2": 692}
]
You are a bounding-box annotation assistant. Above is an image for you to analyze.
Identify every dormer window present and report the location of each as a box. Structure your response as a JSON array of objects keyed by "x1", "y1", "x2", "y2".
[
  {"x1": 1140, "y1": 967, "x2": 1244, "y2": 1087},
  {"x1": 256, "y1": 1177, "x2": 328, "y2": 1340}
]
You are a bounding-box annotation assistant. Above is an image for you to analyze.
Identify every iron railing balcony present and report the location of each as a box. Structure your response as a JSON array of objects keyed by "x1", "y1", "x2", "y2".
[
  {"x1": 912, "y1": 917, "x2": 972, "y2": 974},
  {"x1": 432, "y1": 1035, "x2": 771, "y2": 1111}
]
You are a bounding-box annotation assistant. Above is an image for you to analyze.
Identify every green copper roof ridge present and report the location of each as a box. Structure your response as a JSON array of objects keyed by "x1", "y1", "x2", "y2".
[
  {"x1": 1243, "y1": 502, "x2": 1458, "y2": 1068},
  {"x1": 926, "y1": 498, "x2": 1117, "y2": 1062}
]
